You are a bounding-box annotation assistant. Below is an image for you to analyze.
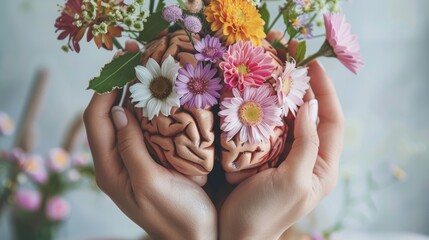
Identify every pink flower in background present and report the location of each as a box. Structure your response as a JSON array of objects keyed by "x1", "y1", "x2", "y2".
[
  {"x1": 0, "y1": 111, "x2": 15, "y2": 136},
  {"x1": 71, "y1": 152, "x2": 90, "y2": 166},
  {"x1": 15, "y1": 189, "x2": 41, "y2": 212},
  {"x1": 220, "y1": 41, "x2": 274, "y2": 91},
  {"x1": 22, "y1": 155, "x2": 48, "y2": 184},
  {"x1": 3, "y1": 148, "x2": 26, "y2": 166},
  {"x1": 47, "y1": 148, "x2": 70, "y2": 173},
  {"x1": 324, "y1": 13, "x2": 364, "y2": 74},
  {"x1": 176, "y1": 63, "x2": 222, "y2": 109},
  {"x1": 218, "y1": 85, "x2": 283, "y2": 144},
  {"x1": 276, "y1": 60, "x2": 310, "y2": 117},
  {"x1": 46, "y1": 196, "x2": 70, "y2": 221},
  {"x1": 195, "y1": 35, "x2": 226, "y2": 63}
]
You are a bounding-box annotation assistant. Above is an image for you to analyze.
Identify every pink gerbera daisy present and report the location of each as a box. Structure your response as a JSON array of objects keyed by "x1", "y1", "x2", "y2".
[
  {"x1": 323, "y1": 13, "x2": 364, "y2": 74},
  {"x1": 219, "y1": 41, "x2": 274, "y2": 91},
  {"x1": 276, "y1": 60, "x2": 310, "y2": 117},
  {"x1": 218, "y1": 85, "x2": 283, "y2": 144},
  {"x1": 176, "y1": 62, "x2": 222, "y2": 109}
]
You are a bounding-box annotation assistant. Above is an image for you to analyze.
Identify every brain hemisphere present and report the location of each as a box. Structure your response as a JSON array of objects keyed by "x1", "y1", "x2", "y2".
[{"x1": 125, "y1": 30, "x2": 294, "y2": 183}]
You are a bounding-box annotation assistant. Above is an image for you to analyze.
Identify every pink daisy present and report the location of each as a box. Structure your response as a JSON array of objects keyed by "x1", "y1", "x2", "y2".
[
  {"x1": 218, "y1": 85, "x2": 283, "y2": 144},
  {"x1": 324, "y1": 13, "x2": 364, "y2": 74},
  {"x1": 176, "y1": 62, "x2": 222, "y2": 109},
  {"x1": 276, "y1": 60, "x2": 310, "y2": 117},
  {"x1": 46, "y1": 196, "x2": 70, "y2": 221},
  {"x1": 219, "y1": 41, "x2": 274, "y2": 91}
]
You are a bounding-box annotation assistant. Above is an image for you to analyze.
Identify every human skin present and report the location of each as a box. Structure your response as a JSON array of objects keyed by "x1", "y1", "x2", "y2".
[
  {"x1": 83, "y1": 41, "x2": 217, "y2": 240},
  {"x1": 84, "y1": 37, "x2": 343, "y2": 239},
  {"x1": 218, "y1": 33, "x2": 344, "y2": 239}
]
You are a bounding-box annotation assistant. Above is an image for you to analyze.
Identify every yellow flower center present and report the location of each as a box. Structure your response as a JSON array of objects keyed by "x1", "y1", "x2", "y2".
[
  {"x1": 26, "y1": 160, "x2": 38, "y2": 172},
  {"x1": 237, "y1": 64, "x2": 250, "y2": 75},
  {"x1": 55, "y1": 152, "x2": 69, "y2": 167},
  {"x1": 283, "y1": 77, "x2": 293, "y2": 96},
  {"x1": 292, "y1": 18, "x2": 300, "y2": 27},
  {"x1": 239, "y1": 102, "x2": 263, "y2": 126},
  {"x1": 150, "y1": 77, "x2": 173, "y2": 100},
  {"x1": 301, "y1": 27, "x2": 307, "y2": 35}
]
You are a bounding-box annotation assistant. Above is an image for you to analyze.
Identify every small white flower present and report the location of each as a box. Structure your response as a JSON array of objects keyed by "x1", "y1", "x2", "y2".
[{"x1": 130, "y1": 55, "x2": 182, "y2": 120}]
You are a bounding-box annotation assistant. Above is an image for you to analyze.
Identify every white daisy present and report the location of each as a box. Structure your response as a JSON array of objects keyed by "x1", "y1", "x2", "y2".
[
  {"x1": 129, "y1": 55, "x2": 182, "y2": 120},
  {"x1": 276, "y1": 60, "x2": 311, "y2": 117}
]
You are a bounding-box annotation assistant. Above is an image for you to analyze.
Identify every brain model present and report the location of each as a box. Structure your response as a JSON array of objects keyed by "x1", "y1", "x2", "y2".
[{"x1": 125, "y1": 30, "x2": 295, "y2": 184}]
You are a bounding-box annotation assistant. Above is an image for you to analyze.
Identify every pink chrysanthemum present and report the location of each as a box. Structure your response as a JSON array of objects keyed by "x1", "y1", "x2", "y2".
[
  {"x1": 218, "y1": 85, "x2": 283, "y2": 144},
  {"x1": 219, "y1": 41, "x2": 274, "y2": 91},
  {"x1": 16, "y1": 189, "x2": 42, "y2": 212},
  {"x1": 276, "y1": 60, "x2": 310, "y2": 117},
  {"x1": 324, "y1": 13, "x2": 364, "y2": 74},
  {"x1": 176, "y1": 62, "x2": 222, "y2": 109}
]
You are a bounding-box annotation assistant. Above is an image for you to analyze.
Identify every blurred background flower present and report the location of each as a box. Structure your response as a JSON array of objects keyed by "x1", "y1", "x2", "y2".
[{"x1": 1, "y1": 0, "x2": 428, "y2": 239}]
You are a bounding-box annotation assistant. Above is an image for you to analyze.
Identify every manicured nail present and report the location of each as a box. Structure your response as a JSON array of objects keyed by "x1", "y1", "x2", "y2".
[
  {"x1": 112, "y1": 106, "x2": 128, "y2": 130},
  {"x1": 309, "y1": 99, "x2": 318, "y2": 124}
]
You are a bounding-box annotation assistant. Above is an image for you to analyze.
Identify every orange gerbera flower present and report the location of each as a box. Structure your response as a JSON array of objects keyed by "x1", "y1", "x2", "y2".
[{"x1": 204, "y1": 0, "x2": 266, "y2": 46}]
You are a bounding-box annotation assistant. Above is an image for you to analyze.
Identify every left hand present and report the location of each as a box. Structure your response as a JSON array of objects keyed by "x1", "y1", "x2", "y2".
[{"x1": 218, "y1": 59, "x2": 344, "y2": 239}]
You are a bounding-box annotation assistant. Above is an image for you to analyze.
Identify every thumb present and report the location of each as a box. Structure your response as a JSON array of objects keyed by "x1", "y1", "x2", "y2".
[
  {"x1": 111, "y1": 106, "x2": 158, "y2": 178},
  {"x1": 279, "y1": 99, "x2": 319, "y2": 180}
]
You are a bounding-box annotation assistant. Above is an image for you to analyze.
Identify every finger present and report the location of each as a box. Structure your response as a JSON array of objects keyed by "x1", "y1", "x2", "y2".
[
  {"x1": 84, "y1": 91, "x2": 122, "y2": 180},
  {"x1": 277, "y1": 100, "x2": 319, "y2": 180},
  {"x1": 288, "y1": 40, "x2": 298, "y2": 59},
  {"x1": 111, "y1": 106, "x2": 160, "y2": 180},
  {"x1": 303, "y1": 86, "x2": 315, "y2": 102},
  {"x1": 308, "y1": 61, "x2": 344, "y2": 166},
  {"x1": 125, "y1": 40, "x2": 140, "y2": 52}
]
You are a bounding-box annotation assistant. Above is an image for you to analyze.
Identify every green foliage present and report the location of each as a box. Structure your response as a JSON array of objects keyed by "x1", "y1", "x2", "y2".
[
  {"x1": 156, "y1": 0, "x2": 166, "y2": 13},
  {"x1": 296, "y1": 41, "x2": 307, "y2": 63},
  {"x1": 87, "y1": 51, "x2": 142, "y2": 94},
  {"x1": 137, "y1": 11, "x2": 170, "y2": 43},
  {"x1": 177, "y1": 0, "x2": 186, "y2": 9},
  {"x1": 259, "y1": 3, "x2": 270, "y2": 33}
]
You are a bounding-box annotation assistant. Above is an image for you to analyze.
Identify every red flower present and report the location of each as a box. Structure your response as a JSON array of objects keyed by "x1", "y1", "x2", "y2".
[{"x1": 55, "y1": 0, "x2": 125, "y2": 52}]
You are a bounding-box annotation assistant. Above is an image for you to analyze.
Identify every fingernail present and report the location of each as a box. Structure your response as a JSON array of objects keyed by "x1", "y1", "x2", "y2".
[
  {"x1": 112, "y1": 106, "x2": 128, "y2": 130},
  {"x1": 309, "y1": 99, "x2": 318, "y2": 124}
]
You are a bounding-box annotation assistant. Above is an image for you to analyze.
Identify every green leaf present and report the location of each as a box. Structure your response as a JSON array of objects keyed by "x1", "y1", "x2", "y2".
[
  {"x1": 138, "y1": 11, "x2": 170, "y2": 43},
  {"x1": 87, "y1": 51, "x2": 142, "y2": 94},
  {"x1": 156, "y1": 0, "x2": 166, "y2": 12},
  {"x1": 296, "y1": 41, "x2": 307, "y2": 63},
  {"x1": 177, "y1": 0, "x2": 186, "y2": 9},
  {"x1": 259, "y1": 3, "x2": 270, "y2": 33},
  {"x1": 271, "y1": 39, "x2": 287, "y2": 51}
]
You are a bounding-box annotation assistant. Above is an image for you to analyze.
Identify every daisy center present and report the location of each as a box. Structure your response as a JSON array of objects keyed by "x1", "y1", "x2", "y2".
[
  {"x1": 188, "y1": 77, "x2": 208, "y2": 94},
  {"x1": 150, "y1": 77, "x2": 173, "y2": 100},
  {"x1": 237, "y1": 64, "x2": 250, "y2": 75},
  {"x1": 238, "y1": 102, "x2": 263, "y2": 126},
  {"x1": 282, "y1": 77, "x2": 293, "y2": 96}
]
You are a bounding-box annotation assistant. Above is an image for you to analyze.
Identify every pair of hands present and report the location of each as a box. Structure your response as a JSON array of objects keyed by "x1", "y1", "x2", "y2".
[{"x1": 83, "y1": 39, "x2": 344, "y2": 239}]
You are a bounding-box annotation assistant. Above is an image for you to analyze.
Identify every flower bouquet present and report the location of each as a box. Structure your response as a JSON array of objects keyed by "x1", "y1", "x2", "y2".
[{"x1": 55, "y1": 0, "x2": 363, "y2": 184}]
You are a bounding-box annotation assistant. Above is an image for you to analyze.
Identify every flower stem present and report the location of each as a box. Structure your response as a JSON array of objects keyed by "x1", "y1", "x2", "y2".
[
  {"x1": 298, "y1": 51, "x2": 322, "y2": 66},
  {"x1": 112, "y1": 38, "x2": 124, "y2": 51},
  {"x1": 266, "y1": 2, "x2": 292, "y2": 33}
]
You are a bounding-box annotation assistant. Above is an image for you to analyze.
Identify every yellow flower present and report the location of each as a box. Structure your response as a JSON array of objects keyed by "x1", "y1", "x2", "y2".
[{"x1": 204, "y1": 0, "x2": 266, "y2": 45}]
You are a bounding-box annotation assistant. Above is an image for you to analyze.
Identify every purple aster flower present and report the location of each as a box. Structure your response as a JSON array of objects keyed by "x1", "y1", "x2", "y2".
[
  {"x1": 291, "y1": 15, "x2": 307, "y2": 30},
  {"x1": 183, "y1": 15, "x2": 202, "y2": 33},
  {"x1": 176, "y1": 62, "x2": 222, "y2": 109},
  {"x1": 162, "y1": 5, "x2": 183, "y2": 23},
  {"x1": 300, "y1": 22, "x2": 314, "y2": 39},
  {"x1": 195, "y1": 35, "x2": 226, "y2": 63}
]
